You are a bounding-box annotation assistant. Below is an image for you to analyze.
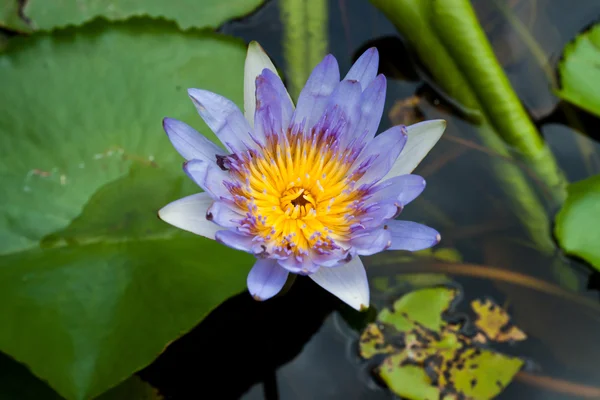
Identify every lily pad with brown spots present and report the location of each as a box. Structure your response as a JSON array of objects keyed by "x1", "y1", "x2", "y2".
[{"x1": 359, "y1": 287, "x2": 524, "y2": 400}]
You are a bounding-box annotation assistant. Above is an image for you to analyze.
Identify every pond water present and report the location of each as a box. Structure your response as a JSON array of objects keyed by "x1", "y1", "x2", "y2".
[{"x1": 139, "y1": 0, "x2": 600, "y2": 399}]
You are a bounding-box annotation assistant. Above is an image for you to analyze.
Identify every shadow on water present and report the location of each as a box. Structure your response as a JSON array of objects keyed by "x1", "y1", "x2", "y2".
[{"x1": 142, "y1": 0, "x2": 600, "y2": 399}]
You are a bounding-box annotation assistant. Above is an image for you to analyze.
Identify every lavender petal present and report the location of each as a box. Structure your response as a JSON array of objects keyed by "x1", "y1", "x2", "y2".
[
  {"x1": 215, "y1": 230, "x2": 256, "y2": 252},
  {"x1": 291, "y1": 54, "x2": 340, "y2": 133},
  {"x1": 207, "y1": 201, "x2": 244, "y2": 229},
  {"x1": 254, "y1": 69, "x2": 294, "y2": 143},
  {"x1": 368, "y1": 174, "x2": 426, "y2": 207},
  {"x1": 313, "y1": 79, "x2": 362, "y2": 142},
  {"x1": 183, "y1": 159, "x2": 231, "y2": 200},
  {"x1": 247, "y1": 258, "x2": 289, "y2": 301},
  {"x1": 188, "y1": 88, "x2": 254, "y2": 153},
  {"x1": 344, "y1": 47, "x2": 379, "y2": 90},
  {"x1": 350, "y1": 228, "x2": 392, "y2": 256},
  {"x1": 387, "y1": 220, "x2": 441, "y2": 251},
  {"x1": 354, "y1": 74, "x2": 387, "y2": 144},
  {"x1": 163, "y1": 118, "x2": 226, "y2": 161},
  {"x1": 354, "y1": 125, "x2": 408, "y2": 186},
  {"x1": 244, "y1": 41, "x2": 280, "y2": 127}
]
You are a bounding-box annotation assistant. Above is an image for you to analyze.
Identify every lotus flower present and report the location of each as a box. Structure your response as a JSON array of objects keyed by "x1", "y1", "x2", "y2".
[{"x1": 159, "y1": 42, "x2": 445, "y2": 310}]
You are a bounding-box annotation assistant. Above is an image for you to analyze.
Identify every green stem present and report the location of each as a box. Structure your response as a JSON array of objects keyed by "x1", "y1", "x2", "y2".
[
  {"x1": 371, "y1": 0, "x2": 566, "y2": 205},
  {"x1": 280, "y1": 0, "x2": 328, "y2": 99},
  {"x1": 371, "y1": 0, "x2": 561, "y2": 256}
]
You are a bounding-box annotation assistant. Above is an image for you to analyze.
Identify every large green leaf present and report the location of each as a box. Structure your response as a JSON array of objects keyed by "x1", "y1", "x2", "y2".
[
  {"x1": 557, "y1": 23, "x2": 600, "y2": 118},
  {"x1": 555, "y1": 175, "x2": 600, "y2": 271},
  {"x1": 0, "y1": 0, "x2": 31, "y2": 32},
  {"x1": 0, "y1": 351, "x2": 159, "y2": 400},
  {"x1": 0, "y1": 19, "x2": 253, "y2": 400},
  {"x1": 1, "y1": 0, "x2": 264, "y2": 32}
]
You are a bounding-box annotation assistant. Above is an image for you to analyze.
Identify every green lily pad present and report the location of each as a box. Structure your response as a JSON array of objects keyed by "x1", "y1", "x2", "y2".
[
  {"x1": 555, "y1": 175, "x2": 600, "y2": 271},
  {"x1": 557, "y1": 23, "x2": 600, "y2": 117},
  {"x1": 0, "y1": 19, "x2": 253, "y2": 400},
  {"x1": 0, "y1": 351, "x2": 160, "y2": 400},
  {"x1": 359, "y1": 288, "x2": 524, "y2": 400},
  {"x1": 2, "y1": 0, "x2": 265, "y2": 32},
  {"x1": 0, "y1": 0, "x2": 31, "y2": 32}
]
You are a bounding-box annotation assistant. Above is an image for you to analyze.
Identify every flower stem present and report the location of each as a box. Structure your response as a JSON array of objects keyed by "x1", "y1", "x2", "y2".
[
  {"x1": 280, "y1": 0, "x2": 329, "y2": 99},
  {"x1": 371, "y1": 0, "x2": 567, "y2": 258}
]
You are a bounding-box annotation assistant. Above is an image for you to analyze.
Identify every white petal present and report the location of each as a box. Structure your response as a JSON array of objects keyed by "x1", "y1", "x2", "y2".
[
  {"x1": 383, "y1": 119, "x2": 446, "y2": 180},
  {"x1": 158, "y1": 193, "x2": 220, "y2": 240},
  {"x1": 244, "y1": 41, "x2": 292, "y2": 127},
  {"x1": 309, "y1": 257, "x2": 370, "y2": 311}
]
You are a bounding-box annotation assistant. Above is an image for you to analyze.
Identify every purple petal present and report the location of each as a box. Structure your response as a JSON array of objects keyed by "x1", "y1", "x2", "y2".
[
  {"x1": 354, "y1": 74, "x2": 387, "y2": 144},
  {"x1": 350, "y1": 228, "x2": 392, "y2": 256},
  {"x1": 277, "y1": 255, "x2": 319, "y2": 275},
  {"x1": 310, "y1": 247, "x2": 350, "y2": 268},
  {"x1": 344, "y1": 47, "x2": 379, "y2": 90},
  {"x1": 183, "y1": 159, "x2": 231, "y2": 200},
  {"x1": 309, "y1": 257, "x2": 370, "y2": 311},
  {"x1": 188, "y1": 89, "x2": 253, "y2": 153},
  {"x1": 386, "y1": 220, "x2": 441, "y2": 251},
  {"x1": 313, "y1": 79, "x2": 362, "y2": 143},
  {"x1": 253, "y1": 69, "x2": 294, "y2": 143},
  {"x1": 291, "y1": 54, "x2": 340, "y2": 132},
  {"x1": 369, "y1": 174, "x2": 426, "y2": 207},
  {"x1": 163, "y1": 118, "x2": 226, "y2": 161},
  {"x1": 247, "y1": 258, "x2": 289, "y2": 301},
  {"x1": 215, "y1": 230, "x2": 256, "y2": 252},
  {"x1": 158, "y1": 193, "x2": 220, "y2": 239},
  {"x1": 358, "y1": 203, "x2": 399, "y2": 230},
  {"x1": 353, "y1": 125, "x2": 408, "y2": 186},
  {"x1": 207, "y1": 201, "x2": 243, "y2": 228},
  {"x1": 244, "y1": 41, "x2": 281, "y2": 127}
]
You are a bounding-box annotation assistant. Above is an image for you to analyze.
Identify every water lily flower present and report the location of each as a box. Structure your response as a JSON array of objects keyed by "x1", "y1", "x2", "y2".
[{"x1": 159, "y1": 42, "x2": 445, "y2": 311}]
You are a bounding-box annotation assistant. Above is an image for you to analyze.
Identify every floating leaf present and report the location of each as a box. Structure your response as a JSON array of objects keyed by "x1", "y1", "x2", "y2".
[
  {"x1": 0, "y1": 352, "x2": 160, "y2": 400},
  {"x1": 471, "y1": 299, "x2": 527, "y2": 343},
  {"x1": 3, "y1": 0, "x2": 265, "y2": 32},
  {"x1": 0, "y1": 19, "x2": 253, "y2": 400},
  {"x1": 557, "y1": 23, "x2": 600, "y2": 118},
  {"x1": 555, "y1": 175, "x2": 600, "y2": 272},
  {"x1": 0, "y1": 0, "x2": 31, "y2": 32},
  {"x1": 377, "y1": 287, "x2": 457, "y2": 332},
  {"x1": 359, "y1": 288, "x2": 524, "y2": 400},
  {"x1": 358, "y1": 324, "x2": 395, "y2": 359}
]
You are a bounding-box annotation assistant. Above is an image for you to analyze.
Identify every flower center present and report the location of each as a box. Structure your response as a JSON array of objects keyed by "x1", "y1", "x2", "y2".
[
  {"x1": 280, "y1": 187, "x2": 316, "y2": 218},
  {"x1": 224, "y1": 127, "x2": 369, "y2": 257}
]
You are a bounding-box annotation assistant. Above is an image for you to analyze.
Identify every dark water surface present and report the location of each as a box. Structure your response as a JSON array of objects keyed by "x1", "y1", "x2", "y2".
[{"x1": 141, "y1": 1, "x2": 600, "y2": 399}]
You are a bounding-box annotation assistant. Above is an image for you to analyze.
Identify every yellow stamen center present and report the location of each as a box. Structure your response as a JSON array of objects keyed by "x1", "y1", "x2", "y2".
[{"x1": 228, "y1": 130, "x2": 367, "y2": 256}]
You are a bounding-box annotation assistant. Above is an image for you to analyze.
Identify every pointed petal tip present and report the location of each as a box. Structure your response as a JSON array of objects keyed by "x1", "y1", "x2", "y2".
[
  {"x1": 187, "y1": 88, "x2": 206, "y2": 103},
  {"x1": 248, "y1": 40, "x2": 264, "y2": 51},
  {"x1": 359, "y1": 304, "x2": 370, "y2": 312},
  {"x1": 309, "y1": 257, "x2": 370, "y2": 311},
  {"x1": 247, "y1": 259, "x2": 289, "y2": 301}
]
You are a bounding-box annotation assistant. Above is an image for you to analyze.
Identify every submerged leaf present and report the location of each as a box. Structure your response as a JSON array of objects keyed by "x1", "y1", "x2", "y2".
[{"x1": 359, "y1": 288, "x2": 524, "y2": 400}]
